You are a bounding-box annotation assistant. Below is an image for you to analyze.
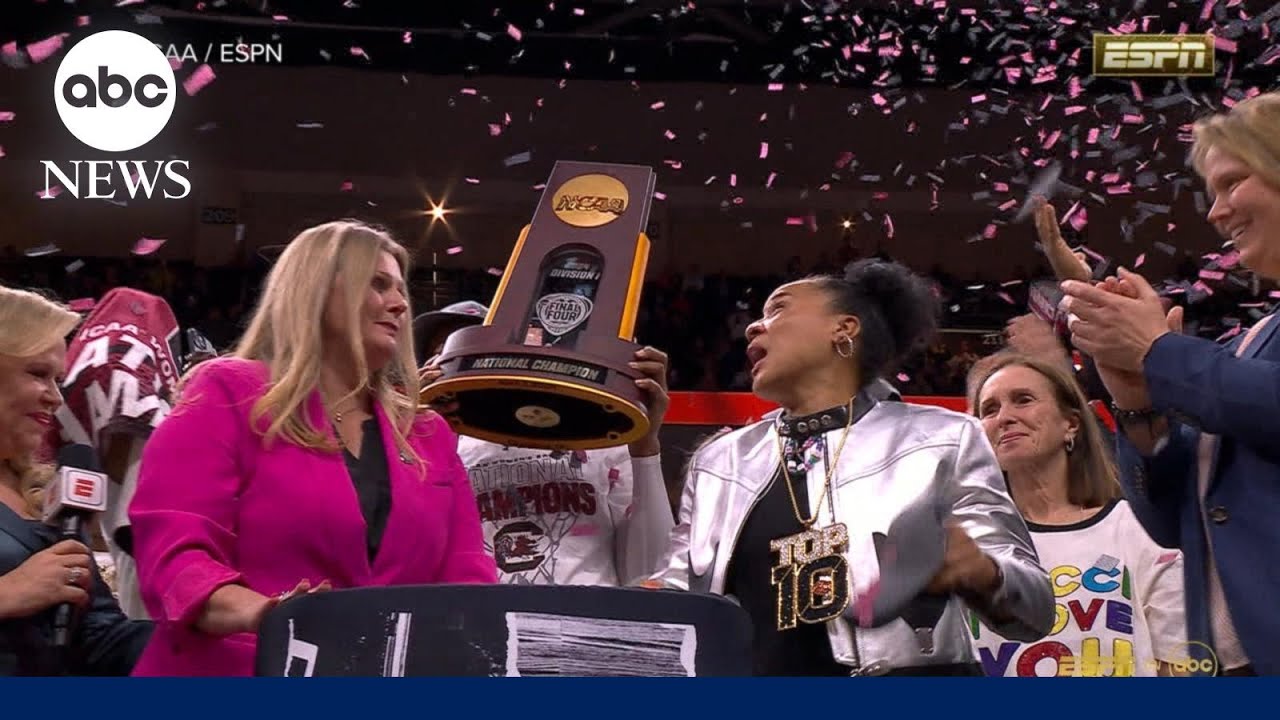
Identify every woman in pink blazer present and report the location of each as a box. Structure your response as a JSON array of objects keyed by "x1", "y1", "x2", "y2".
[{"x1": 128, "y1": 220, "x2": 497, "y2": 676}]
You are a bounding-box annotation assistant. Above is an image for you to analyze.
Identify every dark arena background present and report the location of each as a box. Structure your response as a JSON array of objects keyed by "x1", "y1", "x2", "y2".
[{"x1": 1, "y1": 0, "x2": 1279, "y2": 681}]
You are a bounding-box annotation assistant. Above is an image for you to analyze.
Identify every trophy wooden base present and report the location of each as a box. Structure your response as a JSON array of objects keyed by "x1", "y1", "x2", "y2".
[{"x1": 420, "y1": 331, "x2": 650, "y2": 450}]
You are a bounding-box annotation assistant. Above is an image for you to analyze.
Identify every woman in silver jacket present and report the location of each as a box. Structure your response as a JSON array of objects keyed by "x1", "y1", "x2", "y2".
[{"x1": 649, "y1": 259, "x2": 1054, "y2": 675}]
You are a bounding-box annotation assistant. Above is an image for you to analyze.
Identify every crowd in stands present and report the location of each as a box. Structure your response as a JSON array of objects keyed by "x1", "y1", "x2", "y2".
[{"x1": 0, "y1": 242, "x2": 1254, "y2": 396}]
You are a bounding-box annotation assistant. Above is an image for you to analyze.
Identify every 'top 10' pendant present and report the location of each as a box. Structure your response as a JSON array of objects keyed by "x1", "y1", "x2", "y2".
[{"x1": 770, "y1": 523, "x2": 851, "y2": 631}]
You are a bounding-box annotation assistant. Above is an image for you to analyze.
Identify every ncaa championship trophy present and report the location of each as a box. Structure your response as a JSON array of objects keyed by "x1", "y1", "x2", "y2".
[{"x1": 420, "y1": 161, "x2": 656, "y2": 450}]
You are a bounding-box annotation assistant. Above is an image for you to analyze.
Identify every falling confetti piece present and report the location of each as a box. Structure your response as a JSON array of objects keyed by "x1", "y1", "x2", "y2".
[
  {"x1": 1135, "y1": 253, "x2": 1146, "y2": 268},
  {"x1": 24, "y1": 244, "x2": 59, "y2": 257},
  {"x1": 183, "y1": 64, "x2": 216, "y2": 96},
  {"x1": 653, "y1": 191, "x2": 667, "y2": 200},
  {"x1": 896, "y1": 373, "x2": 910, "y2": 383},
  {"x1": 487, "y1": 267, "x2": 504, "y2": 276},
  {"x1": 663, "y1": 129, "x2": 676, "y2": 140},
  {"x1": 507, "y1": 24, "x2": 523, "y2": 42},
  {"x1": 446, "y1": 246, "x2": 463, "y2": 255},
  {"x1": 0, "y1": 112, "x2": 13, "y2": 122},
  {"x1": 65, "y1": 259, "x2": 85, "y2": 273},
  {"x1": 464, "y1": 177, "x2": 480, "y2": 184},
  {"x1": 350, "y1": 46, "x2": 369, "y2": 60},
  {"x1": 132, "y1": 237, "x2": 166, "y2": 256},
  {"x1": 296, "y1": 122, "x2": 324, "y2": 129},
  {"x1": 340, "y1": 181, "x2": 354, "y2": 192},
  {"x1": 649, "y1": 101, "x2": 665, "y2": 110},
  {"x1": 26, "y1": 34, "x2": 66, "y2": 64},
  {"x1": 504, "y1": 151, "x2": 532, "y2": 167},
  {"x1": 759, "y1": 142, "x2": 769, "y2": 159}
]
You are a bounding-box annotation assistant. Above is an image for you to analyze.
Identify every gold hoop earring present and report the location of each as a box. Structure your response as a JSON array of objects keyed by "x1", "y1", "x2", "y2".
[{"x1": 834, "y1": 335, "x2": 855, "y2": 359}]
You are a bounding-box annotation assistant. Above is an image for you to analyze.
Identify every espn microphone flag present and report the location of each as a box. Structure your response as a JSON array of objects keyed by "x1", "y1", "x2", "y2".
[{"x1": 43, "y1": 443, "x2": 108, "y2": 526}]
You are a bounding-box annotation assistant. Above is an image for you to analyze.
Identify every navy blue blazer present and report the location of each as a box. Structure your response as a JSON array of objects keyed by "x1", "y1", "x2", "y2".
[
  {"x1": 1116, "y1": 314, "x2": 1280, "y2": 675},
  {"x1": 0, "y1": 503, "x2": 152, "y2": 675}
]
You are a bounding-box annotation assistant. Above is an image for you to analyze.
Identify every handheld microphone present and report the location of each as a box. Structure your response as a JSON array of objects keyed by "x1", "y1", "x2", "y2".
[{"x1": 43, "y1": 443, "x2": 108, "y2": 648}]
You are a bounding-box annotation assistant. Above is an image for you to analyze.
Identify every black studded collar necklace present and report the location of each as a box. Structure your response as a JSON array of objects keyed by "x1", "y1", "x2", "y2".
[{"x1": 776, "y1": 388, "x2": 880, "y2": 440}]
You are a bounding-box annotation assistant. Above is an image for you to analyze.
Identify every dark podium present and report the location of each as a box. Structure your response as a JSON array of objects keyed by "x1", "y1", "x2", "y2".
[{"x1": 255, "y1": 585, "x2": 753, "y2": 677}]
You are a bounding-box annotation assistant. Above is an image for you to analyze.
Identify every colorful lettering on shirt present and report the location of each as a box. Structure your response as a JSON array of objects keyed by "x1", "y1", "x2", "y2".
[{"x1": 972, "y1": 556, "x2": 1137, "y2": 677}]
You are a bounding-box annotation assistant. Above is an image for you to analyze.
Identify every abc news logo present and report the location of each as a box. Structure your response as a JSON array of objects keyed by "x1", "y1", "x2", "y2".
[{"x1": 43, "y1": 30, "x2": 191, "y2": 200}]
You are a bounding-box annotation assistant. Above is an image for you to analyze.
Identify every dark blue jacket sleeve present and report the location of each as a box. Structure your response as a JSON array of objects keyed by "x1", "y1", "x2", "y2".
[
  {"x1": 1114, "y1": 422, "x2": 1195, "y2": 550},
  {"x1": 1143, "y1": 331, "x2": 1280, "y2": 460}
]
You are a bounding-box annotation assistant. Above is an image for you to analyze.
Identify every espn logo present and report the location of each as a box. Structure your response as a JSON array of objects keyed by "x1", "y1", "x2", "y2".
[
  {"x1": 61, "y1": 469, "x2": 107, "y2": 511},
  {"x1": 1092, "y1": 33, "x2": 1215, "y2": 77}
]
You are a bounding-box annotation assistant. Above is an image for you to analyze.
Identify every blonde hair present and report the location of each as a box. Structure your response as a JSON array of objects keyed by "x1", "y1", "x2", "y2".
[
  {"x1": 967, "y1": 351, "x2": 1120, "y2": 509},
  {"x1": 229, "y1": 219, "x2": 423, "y2": 467},
  {"x1": 1190, "y1": 91, "x2": 1280, "y2": 191},
  {"x1": 0, "y1": 285, "x2": 81, "y2": 515}
]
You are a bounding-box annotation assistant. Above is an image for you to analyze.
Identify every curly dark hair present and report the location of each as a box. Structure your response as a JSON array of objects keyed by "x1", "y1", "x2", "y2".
[{"x1": 807, "y1": 259, "x2": 940, "y2": 383}]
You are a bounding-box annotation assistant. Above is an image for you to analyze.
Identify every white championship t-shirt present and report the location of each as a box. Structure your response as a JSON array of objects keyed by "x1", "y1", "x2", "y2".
[
  {"x1": 970, "y1": 499, "x2": 1187, "y2": 677},
  {"x1": 456, "y1": 436, "x2": 671, "y2": 587}
]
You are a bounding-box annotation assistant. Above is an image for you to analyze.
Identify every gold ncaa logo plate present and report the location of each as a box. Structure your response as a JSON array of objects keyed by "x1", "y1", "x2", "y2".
[{"x1": 552, "y1": 173, "x2": 629, "y2": 228}]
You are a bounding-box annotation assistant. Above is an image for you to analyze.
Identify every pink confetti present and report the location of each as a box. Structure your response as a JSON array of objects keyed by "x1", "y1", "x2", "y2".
[
  {"x1": 403, "y1": 31, "x2": 412, "y2": 44},
  {"x1": 765, "y1": 171, "x2": 777, "y2": 188},
  {"x1": 896, "y1": 372, "x2": 910, "y2": 383},
  {"x1": 1064, "y1": 105, "x2": 1086, "y2": 116},
  {"x1": 488, "y1": 123, "x2": 502, "y2": 136},
  {"x1": 1130, "y1": 81, "x2": 1144, "y2": 102},
  {"x1": 653, "y1": 191, "x2": 667, "y2": 201},
  {"x1": 883, "y1": 214, "x2": 895, "y2": 239},
  {"x1": 487, "y1": 267, "x2": 504, "y2": 277},
  {"x1": 1041, "y1": 129, "x2": 1061, "y2": 149},
  {"x1": 767, "y1": 83, "x2": 784, "y2": 92},
  {"x1": 982, "y1": 223, "x2": 998, "y2": 240},
  {"x1": 350, "y1": 46, "x2": 369, "y2": 60},
  {"x1": 1199, "y1": 269, "x2": 1226, "y2": 281},
  {"x1": 26, "y1": 34, "x2": 65, "y2": 64},
  {"x1": 1193, "y1": 281, "x2": 1215, "y2": 296},
  {"x1": 461, "y1": 88, "x2": 478, "y2": 95},
  {"x1": 573, "y1": 7, "x2": 584, "y2": 15},
  {"x1": 970, "y1": 93, "x2": 987, "y2": 104},
  {"x1": 663, "y1": 129, "x2": 676, "y2": 140},
  {"x1": 1122, "y1": 114, "x2": 1145, "y2": 125},
  {"x1": 871, "y1": 93, "x2": 888, "y2": 106},
  {"x1": 1135, "y1": 253, "x2": 1146, "y2": 268},
  {"x1": 340, "y1": 181, "x2": 354, "y2": 192},
  {"x1": 0, "y1": 112, "x2": 13, "y2": 122},
  {"x1": 507, "y1": 24, "x2": 523, "y2": 42},
  {"x1": 446, "y1": 246, "x2": 463, "y2": 255},
  {"x1": 37, "y1": 186, "x2": 61, "y2": 199},
  {"x1": 132, "y1": 237, "x2": 166, "y2": 256},
  {"x1": 993, "y1": 182, "x2": 1009, "y2": 193},
  {"x1": 729, "y1": 174, "x2": 737, "y2": 187},
  {"x1": 272, "y1": 14, "x2": 289, "y2": 21},
  {"x1": 785, "y1": 217, "x2": 805, "y2": 226},
  {"x1": 1068, "y1": 207, "x2": 1088, "y2": 232},
  {"x1": 182, "y1": 64, "x2": 216, "y2": 96},
  {"x1": 1214, "y1": 36, "x2": 1238, "y2": 53},
  {"x1": 1086, "y1": 128, "x2": 1100, "y2": 144},
  {"x1": 77, "y1": 16, "x2": 90, "y2": 27},
  {"x1": 1106, "y1": 183, "x2": 1132, "y2": 195},
  {"x1": 759, "y1": 142, "x2": 769, "y2": 159},
  {"x1": 997, "y1": 199, "x2": 1017, "y2": 211},
  {"x1": 0, "y1": 145, "x2": 4, "y2": 158},
  {"x1": 1270, "y1": 291, "x2": 1280, "y2": 299},
  {"x1": 464, "y1": 177, "x2": 479, "y2": 184},
  {"x1": 997, "y1": 292, "x2": 1015, "y2": 304},
  {"x1": 168, "y1": 57, "x2": 182, "y2": 70},
  {"x1": 649, "y1": 101, "x2": 665, "y2": 110}
]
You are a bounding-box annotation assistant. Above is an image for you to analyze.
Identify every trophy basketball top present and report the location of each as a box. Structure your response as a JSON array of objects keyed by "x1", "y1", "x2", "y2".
[{"x1": 420, "y1": 161, "x2": 657, "y2": 451}]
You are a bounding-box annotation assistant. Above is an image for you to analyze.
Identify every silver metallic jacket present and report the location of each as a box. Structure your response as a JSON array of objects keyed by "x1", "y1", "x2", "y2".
[{"x1": 652, "y1": 398, "x2": 1054, "y2": 675}]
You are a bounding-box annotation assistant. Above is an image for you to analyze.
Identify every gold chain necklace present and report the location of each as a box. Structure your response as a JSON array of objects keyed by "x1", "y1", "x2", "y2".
[
  {"x1": 774, "y1": 397, "x2": 854, "y2": 528},
  {"x1": 768, "y1": 397, "x2": 856, "y2": 631}
]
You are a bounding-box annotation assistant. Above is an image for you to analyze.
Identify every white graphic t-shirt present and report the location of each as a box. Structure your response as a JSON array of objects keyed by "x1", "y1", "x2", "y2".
[
  {"x1": 970, "y1": 499, "x2": 1187, "y2": 677},
  {"x1": 457, "y1": 436, "x2": 673, "y2": 587}
]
